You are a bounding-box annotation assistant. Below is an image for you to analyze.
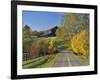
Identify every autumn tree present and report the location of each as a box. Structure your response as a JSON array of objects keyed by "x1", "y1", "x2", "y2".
[
  {"x1": 48, "y1": 39, "x2": 57, "y2": 54},
  {"x1": 56, "y1": 13, "x2": 78, "y2": 48},
  {"x1": 71, "y1": 30, "x2": 89, "y2": 58},
  {"x1": 56, "y1": 13, "x2": 89, "y2": 49},
  {"x1": 56, "y1": 27, "x2": 65, "y2": 41},
  {"x1": 49, "y1": 39, "x2": 57, "y2": 49}
]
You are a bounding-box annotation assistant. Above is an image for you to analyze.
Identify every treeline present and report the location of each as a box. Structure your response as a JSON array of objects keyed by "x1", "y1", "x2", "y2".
[{"x1": 56, "y1": 13, "x2": 89, "y2": 58}]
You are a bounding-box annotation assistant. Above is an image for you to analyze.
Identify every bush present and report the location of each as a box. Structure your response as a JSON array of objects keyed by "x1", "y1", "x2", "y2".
[
  {"x1": 31, "y1": 40, "x2": 49, "y2": 56},
  {"x1": 71, "y1": 30, "x2": 89, "y2": 58},
  {"x1": 48, "y1": 39, "x2": 58, "y2": 54},
  {"x1": 31, "y1": 48, "x2": 40, "y2": 58}
]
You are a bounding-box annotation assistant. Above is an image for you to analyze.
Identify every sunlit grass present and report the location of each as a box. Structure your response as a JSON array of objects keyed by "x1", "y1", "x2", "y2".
[
  {"x1": 73, "y1": 54, "x2": 89, "y2": 65},
  {"x1": 38, "y1": 53, "x2": 61, "y2": 68}
]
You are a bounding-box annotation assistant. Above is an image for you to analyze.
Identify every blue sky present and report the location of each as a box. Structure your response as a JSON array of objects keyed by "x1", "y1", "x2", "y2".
[{"x1": 22, "y1": 11, "x2": 64, "y2": 31}]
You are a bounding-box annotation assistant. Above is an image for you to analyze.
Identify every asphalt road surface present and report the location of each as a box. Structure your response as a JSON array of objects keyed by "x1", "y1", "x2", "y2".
[{"x1": 54, "y1": 50, "x2": 87, "y2": 67}]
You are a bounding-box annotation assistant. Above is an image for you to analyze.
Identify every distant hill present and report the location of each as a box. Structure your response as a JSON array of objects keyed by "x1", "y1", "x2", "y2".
[{"x1": 42, "y1": 26, "x2": 58, "y2": 37}]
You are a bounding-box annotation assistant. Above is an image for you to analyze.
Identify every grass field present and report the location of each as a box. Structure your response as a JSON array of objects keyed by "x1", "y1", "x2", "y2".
[
  {"x1": 23, "y1": 53, "x2": 61, "y2": 69},
  {"x1": 23, "y1": 55, "x2": 49, "y2": 69},
  {"x1": 37, "y1": 53, "x2": 61, "y2": 68}
]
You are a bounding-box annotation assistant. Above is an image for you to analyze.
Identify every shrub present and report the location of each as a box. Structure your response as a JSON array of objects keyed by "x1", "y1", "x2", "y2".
[
  {"x1": 71, "y1": 30, "x2": 89, "y2": 58},
  {"x1": 31, "y1": 48, "x2": 40, "y2": 58},
  {"x1": 48, "y1": 39, "x2": 58, "y2": 54},
  {"x1": 48, "y1": 48, "x2": 55, "y2": 55},
  {"x1": 31, "y1": 40, "x2": 49, "y2": 56}
]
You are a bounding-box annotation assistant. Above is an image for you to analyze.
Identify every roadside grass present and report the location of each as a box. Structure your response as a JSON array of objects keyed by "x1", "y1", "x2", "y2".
[
  {"x1": 73, "y1": 54, "x2": 89, "y2": 65},
  {"x1": 23, "y1": 56, "x2": 48, "y2": 66},
  {"x1": 23, "y1": 55, "x2": 49, "y2": 69},
  {"x1": 37, "y1": 53, "x2": 61, "y2": 68}
]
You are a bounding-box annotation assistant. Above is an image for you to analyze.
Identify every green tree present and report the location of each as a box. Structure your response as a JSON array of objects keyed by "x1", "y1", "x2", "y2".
[
  {"x1": 49, "y1": 39, "x2": 57, "y2": 49},
  {"x1": 23, "y1": 25, "x2": 32, "y2": 38},
  {"x1": 23, "y1": 25, "x2": 32, "y2": 53},
  {"x1": 32, "y1": 31, "x2": 43, "y2": 37}
]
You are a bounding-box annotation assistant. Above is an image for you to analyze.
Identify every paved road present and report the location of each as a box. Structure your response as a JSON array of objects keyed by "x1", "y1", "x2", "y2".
[{"x1": 54, "y1": 51, "x2": 87, "y2": 67}]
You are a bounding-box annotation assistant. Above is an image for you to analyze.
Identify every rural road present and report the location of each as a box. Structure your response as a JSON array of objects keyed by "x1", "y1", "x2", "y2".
[{"x1": 54, "y1": 50, "x2": 87, "y2": 67}]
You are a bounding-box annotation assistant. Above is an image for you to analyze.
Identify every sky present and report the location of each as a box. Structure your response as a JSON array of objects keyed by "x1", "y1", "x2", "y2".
[{"x1": 22, "y1": 11, "x2": 64, "y2": 31}]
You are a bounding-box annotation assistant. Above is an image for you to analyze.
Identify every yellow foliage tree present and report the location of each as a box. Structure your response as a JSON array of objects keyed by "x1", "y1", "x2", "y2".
[{"x1": 71, "y1": 30, "x2": 89, "y2": 58}]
